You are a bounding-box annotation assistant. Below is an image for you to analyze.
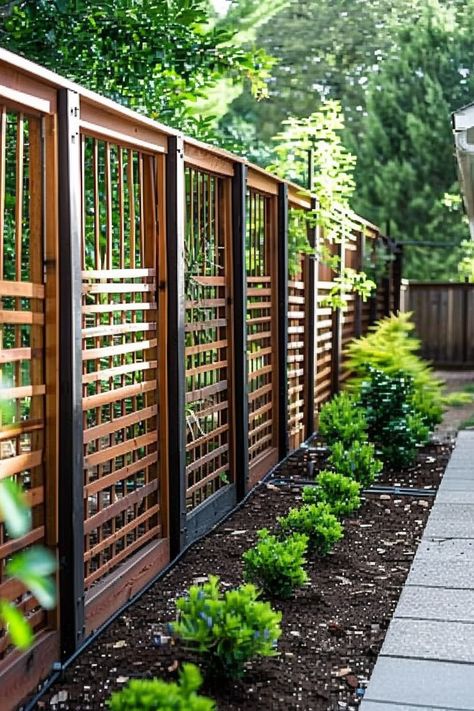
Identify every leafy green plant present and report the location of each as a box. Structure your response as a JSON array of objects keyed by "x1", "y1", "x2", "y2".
[
  {"x1": 107, "y1": 663, "x2": 215, "y2": 711},
  {"x1": 267, "y1": 101, "x2": 376, "y2": 307},
  {"x1": 277, "y1": 503, "x2": 343, "y2": 555},
  {"x1": 0, "y1": 396, "x2": 56, "y2": 649},
  {"x1": 328, "y1": 440, "x2": 383, "y2": 488},
  {"x1": 171, "y1": 576, "x2": 282, "y2": 678},
  {"x1": 359, "y1": 367, "x2": 429, "y2": 468},
  {"x1": 318, "y1": 392, "x2": 368, "y2": 447},
  {"x1": 441, "y1": 391, "x2": 474, "y2": 407},
  {"x1": 243, "y1": 529, "x2": 308, "y2": 599},
  {"x1": 344, "y1": 312, "x2": 443, "y2": 428},
  {"x1": 302, "y1": 471, "x2": 361, "y2": 519}
]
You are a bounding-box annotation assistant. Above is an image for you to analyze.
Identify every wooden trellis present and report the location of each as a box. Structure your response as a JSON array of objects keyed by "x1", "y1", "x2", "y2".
[{"x1": 0, "y1": 49, "x2": 400, "y2": 711}]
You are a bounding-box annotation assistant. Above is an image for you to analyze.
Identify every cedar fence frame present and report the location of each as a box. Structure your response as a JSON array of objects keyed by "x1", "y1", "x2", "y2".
[{"x1": 0, "y1": 49, "x2": 400, "y2": 710}]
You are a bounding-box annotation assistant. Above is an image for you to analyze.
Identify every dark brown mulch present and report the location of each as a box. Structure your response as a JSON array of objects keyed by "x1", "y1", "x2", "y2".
[{"x1": 33, "y1": 441, "x2": 451, "y2": 711}]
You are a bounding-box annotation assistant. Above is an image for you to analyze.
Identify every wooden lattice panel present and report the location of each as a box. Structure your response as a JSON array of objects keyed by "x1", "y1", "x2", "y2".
[
  {"x1": 81, "y1": 136, "x2": 161, "y2": 589},
  {"x1": 0, "y1": 109, "x2": 49, "y2": 659},
  {"x1": 184, "y1": 167, "x2": 232, "y2": 511},
  {"x1": 246, "y1": 189, "x2": 275, "y2": 465},
  {"x1": 287, "y1": 256, "x2": 305, "y2": 450}
]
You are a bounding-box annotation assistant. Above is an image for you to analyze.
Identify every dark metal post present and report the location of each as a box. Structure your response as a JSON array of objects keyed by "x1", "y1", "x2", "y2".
[
  {"x1": 277, "y1": 183, "x2": 289, "y2": 459},
  {"x1": 393, "y1": 243, "x2": 403, "y2": 313},
  {"x1": 354, "y1": 231, "x2": 365, "y2": 338},
  {"x1": 304, "y1": 197, "x2": 317, "y2": 438},
  {"x1": 166, "y1": 135, "x2": 187, "y2": 557},
  {"x1": 232, "y1": 163, "x2": 249, "y2": 500},
  {"x1": 331, "y1": 241, "x2": 342, "y2": 396},
  {"x1": 57, "y1": 88, "x2": 85, "y2": 659}
]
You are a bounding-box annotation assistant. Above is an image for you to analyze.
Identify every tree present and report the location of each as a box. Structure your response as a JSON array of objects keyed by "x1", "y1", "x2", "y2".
[
  {"x1": 0, "y1": 0, "x2": 275, "y2": 137},
  {"x1": 218, "y1": 0, "x2": 428, "y2": 160},
  {"x1": 352, "y1": 1, "x2": 474, "y2": 279}
]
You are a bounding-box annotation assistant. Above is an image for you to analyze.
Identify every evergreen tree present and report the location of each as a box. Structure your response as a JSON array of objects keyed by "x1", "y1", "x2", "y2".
[{"x1": 352, "y1": 1, "x2": 473, "y2": 279}]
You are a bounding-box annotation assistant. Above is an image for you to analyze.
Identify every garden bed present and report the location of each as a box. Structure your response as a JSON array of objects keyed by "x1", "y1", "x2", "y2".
[{"x1": 33, "y1": 439, "x2": 452, "y2": 711}]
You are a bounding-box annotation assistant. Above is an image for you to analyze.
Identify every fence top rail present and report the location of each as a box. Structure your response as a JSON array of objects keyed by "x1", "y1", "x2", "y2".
[
  {"x1": 0, "y1": 46, "x2": 380, "y2": 236},
  {"x1": 408, "y1": 281, "x2": 472, "y2": 288}
]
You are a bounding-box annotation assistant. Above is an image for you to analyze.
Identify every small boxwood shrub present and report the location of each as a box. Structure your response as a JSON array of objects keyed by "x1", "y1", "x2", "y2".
[
  {"x1": 359, "y1": 367, "x2": 429, "y2": 468},
  {"x1": 171, "y1": 575, "x2": 281, "y2": 678},
  {"x1": 328, "y1": 440, "x2": 383, "y2": 488},
  {"x1": 318, "y1": 392, "x2": 367, "y2": 447},
  {"x1": 107, "y1": 663, "x2": 215, "y2": 711},
  {"x1": 302, "y1": 471, "x2": 361, "y2": 518},
  {"x1": 277, "y1": 503, "x2": 343, "y2": 555},
  {"x1": 243, "y1": 529, "x2": 308, "y2": 599}
]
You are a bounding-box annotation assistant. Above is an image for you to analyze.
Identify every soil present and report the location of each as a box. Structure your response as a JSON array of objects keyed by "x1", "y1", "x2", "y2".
[{"x1": 31, "y1": 440, "x2": 452, "y2": 711}]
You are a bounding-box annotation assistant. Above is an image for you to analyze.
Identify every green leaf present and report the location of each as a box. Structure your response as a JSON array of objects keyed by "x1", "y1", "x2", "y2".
[
  {"x1": 0, "y1": 601, "x2": 33, "y2": 650},
  {"x1": 7, "y1": 546, "x2": 56, "y2": 577},
  {"x1": 7, "y1": 547, "x2": 57, "y2": 609},
  {"x1": 0, "y1": 478, "x2": 31, "y2": 538}
]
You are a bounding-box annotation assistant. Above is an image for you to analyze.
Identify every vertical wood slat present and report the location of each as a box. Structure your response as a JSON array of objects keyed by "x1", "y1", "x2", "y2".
[
  {"x1": 277, "y1": 183, "x2": 289, "y2": 459},
  {"x1": 43, "y1": 111, "x2": 60, "y2": 634},
  {"x1": 304, "y1": 198, "x2": 317, "y2": 437},
  {"x1": 57, "y1": 88, "x2": 85, "y2": 658},
  {"x1": 231, "y1": 163, "x2": 249, "y2": 500},
  {"x1": 166, "y1": 135, "x2": 187, "y2": 556}
]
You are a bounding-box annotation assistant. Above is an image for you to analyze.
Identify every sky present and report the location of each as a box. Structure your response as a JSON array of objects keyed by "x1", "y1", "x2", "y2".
[{"x1": 211, "y1": 0, "x2": 231, "y2": 16}]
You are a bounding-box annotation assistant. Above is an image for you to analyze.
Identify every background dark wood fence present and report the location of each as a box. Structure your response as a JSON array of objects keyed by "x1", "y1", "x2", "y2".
[
  {"x1": 406, "y1": 282, "x2": 474, "y2": 367},
  {"x1": 0, "y1": 49, "x2": 400, "y2": 710}
]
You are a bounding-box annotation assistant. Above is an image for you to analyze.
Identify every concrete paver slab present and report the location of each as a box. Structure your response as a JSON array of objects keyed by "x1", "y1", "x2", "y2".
[
  {"x1": 406, "y1": 538, "x2": 474, "y2": 588},
  {"x1": 362, "y1": 703, "x2": 465, "y2": 711},
  {"x1": 395, "y1": 585, "x2": 474, "y2": 623},
  {"x1": 362, "y1": 657, "x2": 474, "y2": 709},
  {"x1": 437, "y1": 477, "x2": 474, "y2": 491},
  {"x1": 436, "y1": 490, "x2": 474, "y2": 503},
  {"x1": 380, "y1": 618, "x2": 474, "y2": 662},
  {"x1": 424, "y1": 503, "x2": 474, "y2": 538}
]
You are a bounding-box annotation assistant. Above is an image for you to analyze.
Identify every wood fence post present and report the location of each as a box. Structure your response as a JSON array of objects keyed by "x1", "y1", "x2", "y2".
[
  {"x1": 463, "y1": 276, "x2": 469, "y2": 365},
  {"x1": 166, "y1": 135, "x2": 187, "y2": 557},
  {"x1": 57, "y1": 88, "x2": 85, "y2": 658},
  {"x1": 232, "y1": 163, "x2": 249, "y2": 500},
  {"x1": 304, "y1": 198, "x2": 317, "y2": 438},
  {"x1": 277, "y1": 184, "x2": 289, "y2": 459}
]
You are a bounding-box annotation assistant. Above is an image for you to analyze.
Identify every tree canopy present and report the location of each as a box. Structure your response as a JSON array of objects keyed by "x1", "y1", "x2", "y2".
[{"x1": 0, "y1": 0, "x2": 277, "y2": 136}]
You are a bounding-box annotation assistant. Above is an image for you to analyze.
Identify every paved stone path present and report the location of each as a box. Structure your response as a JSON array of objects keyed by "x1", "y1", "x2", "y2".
[{"x1": 361, "y1": 430, "x2": 474, "y2": 711}]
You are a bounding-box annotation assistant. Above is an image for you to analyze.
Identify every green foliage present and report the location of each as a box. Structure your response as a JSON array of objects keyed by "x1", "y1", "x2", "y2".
[
  {"x1": 107, "y1": 664, "x2": 215, "y2": 711},
  {"x1": 243, "y1": 529, "x2": 308, "y2": 599},
  {"x1": 442, "y1": 391, "x2": 474, "y2": 407},
  {"x1": 267, "y1": 102, "x2": 376, "y2": 306},
  {"x1": 352, "y1": 1, "x2": 474, "y2": 279},
  {"x1": 328, "y1": 440, "x2": 383, "y2": 488},
  {"x1": 302, "y1": 471, "x2": 361, "y2": 519},
  {"x1": 345, "y1": 312, "x2": 443, "y2": 429},
  {"x1": 1, "y1": 0, "x2": 274, "y2": 138},
  {"x1": 171, "y1": 576, "x2": 282, "y2": 678},
  {"x1": 277, "y1": 503, "x2": 343, "y2": 555},
  {"x1": 461, "y1": 413, "x2": 474, "y2": 429},
  {"x1": 219, "y1": 0, "x2": 427, "y2": 158},
  {"x1": 458, "y1": 239, "x2": 474, "y2": 282},
  {"x1": 359, "y1": 368, "x2": 429, "y2": 468},
  {"x1": 318, "y1": 392, "x2": 368, "y2": 447}
]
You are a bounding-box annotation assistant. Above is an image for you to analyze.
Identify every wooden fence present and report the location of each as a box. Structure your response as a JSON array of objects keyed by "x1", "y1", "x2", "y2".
[
  {"x1": 0, "y1": 49, "x2": 400, "y2": 710},
  {"x1": 406, "y1": 282, "x2": 474, "y2": 367}
]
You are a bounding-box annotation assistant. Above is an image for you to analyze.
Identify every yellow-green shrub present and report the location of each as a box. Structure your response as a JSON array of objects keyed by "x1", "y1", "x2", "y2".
[{"x1": 344, "y1": 312, "x2": 442, "y2": 428}]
